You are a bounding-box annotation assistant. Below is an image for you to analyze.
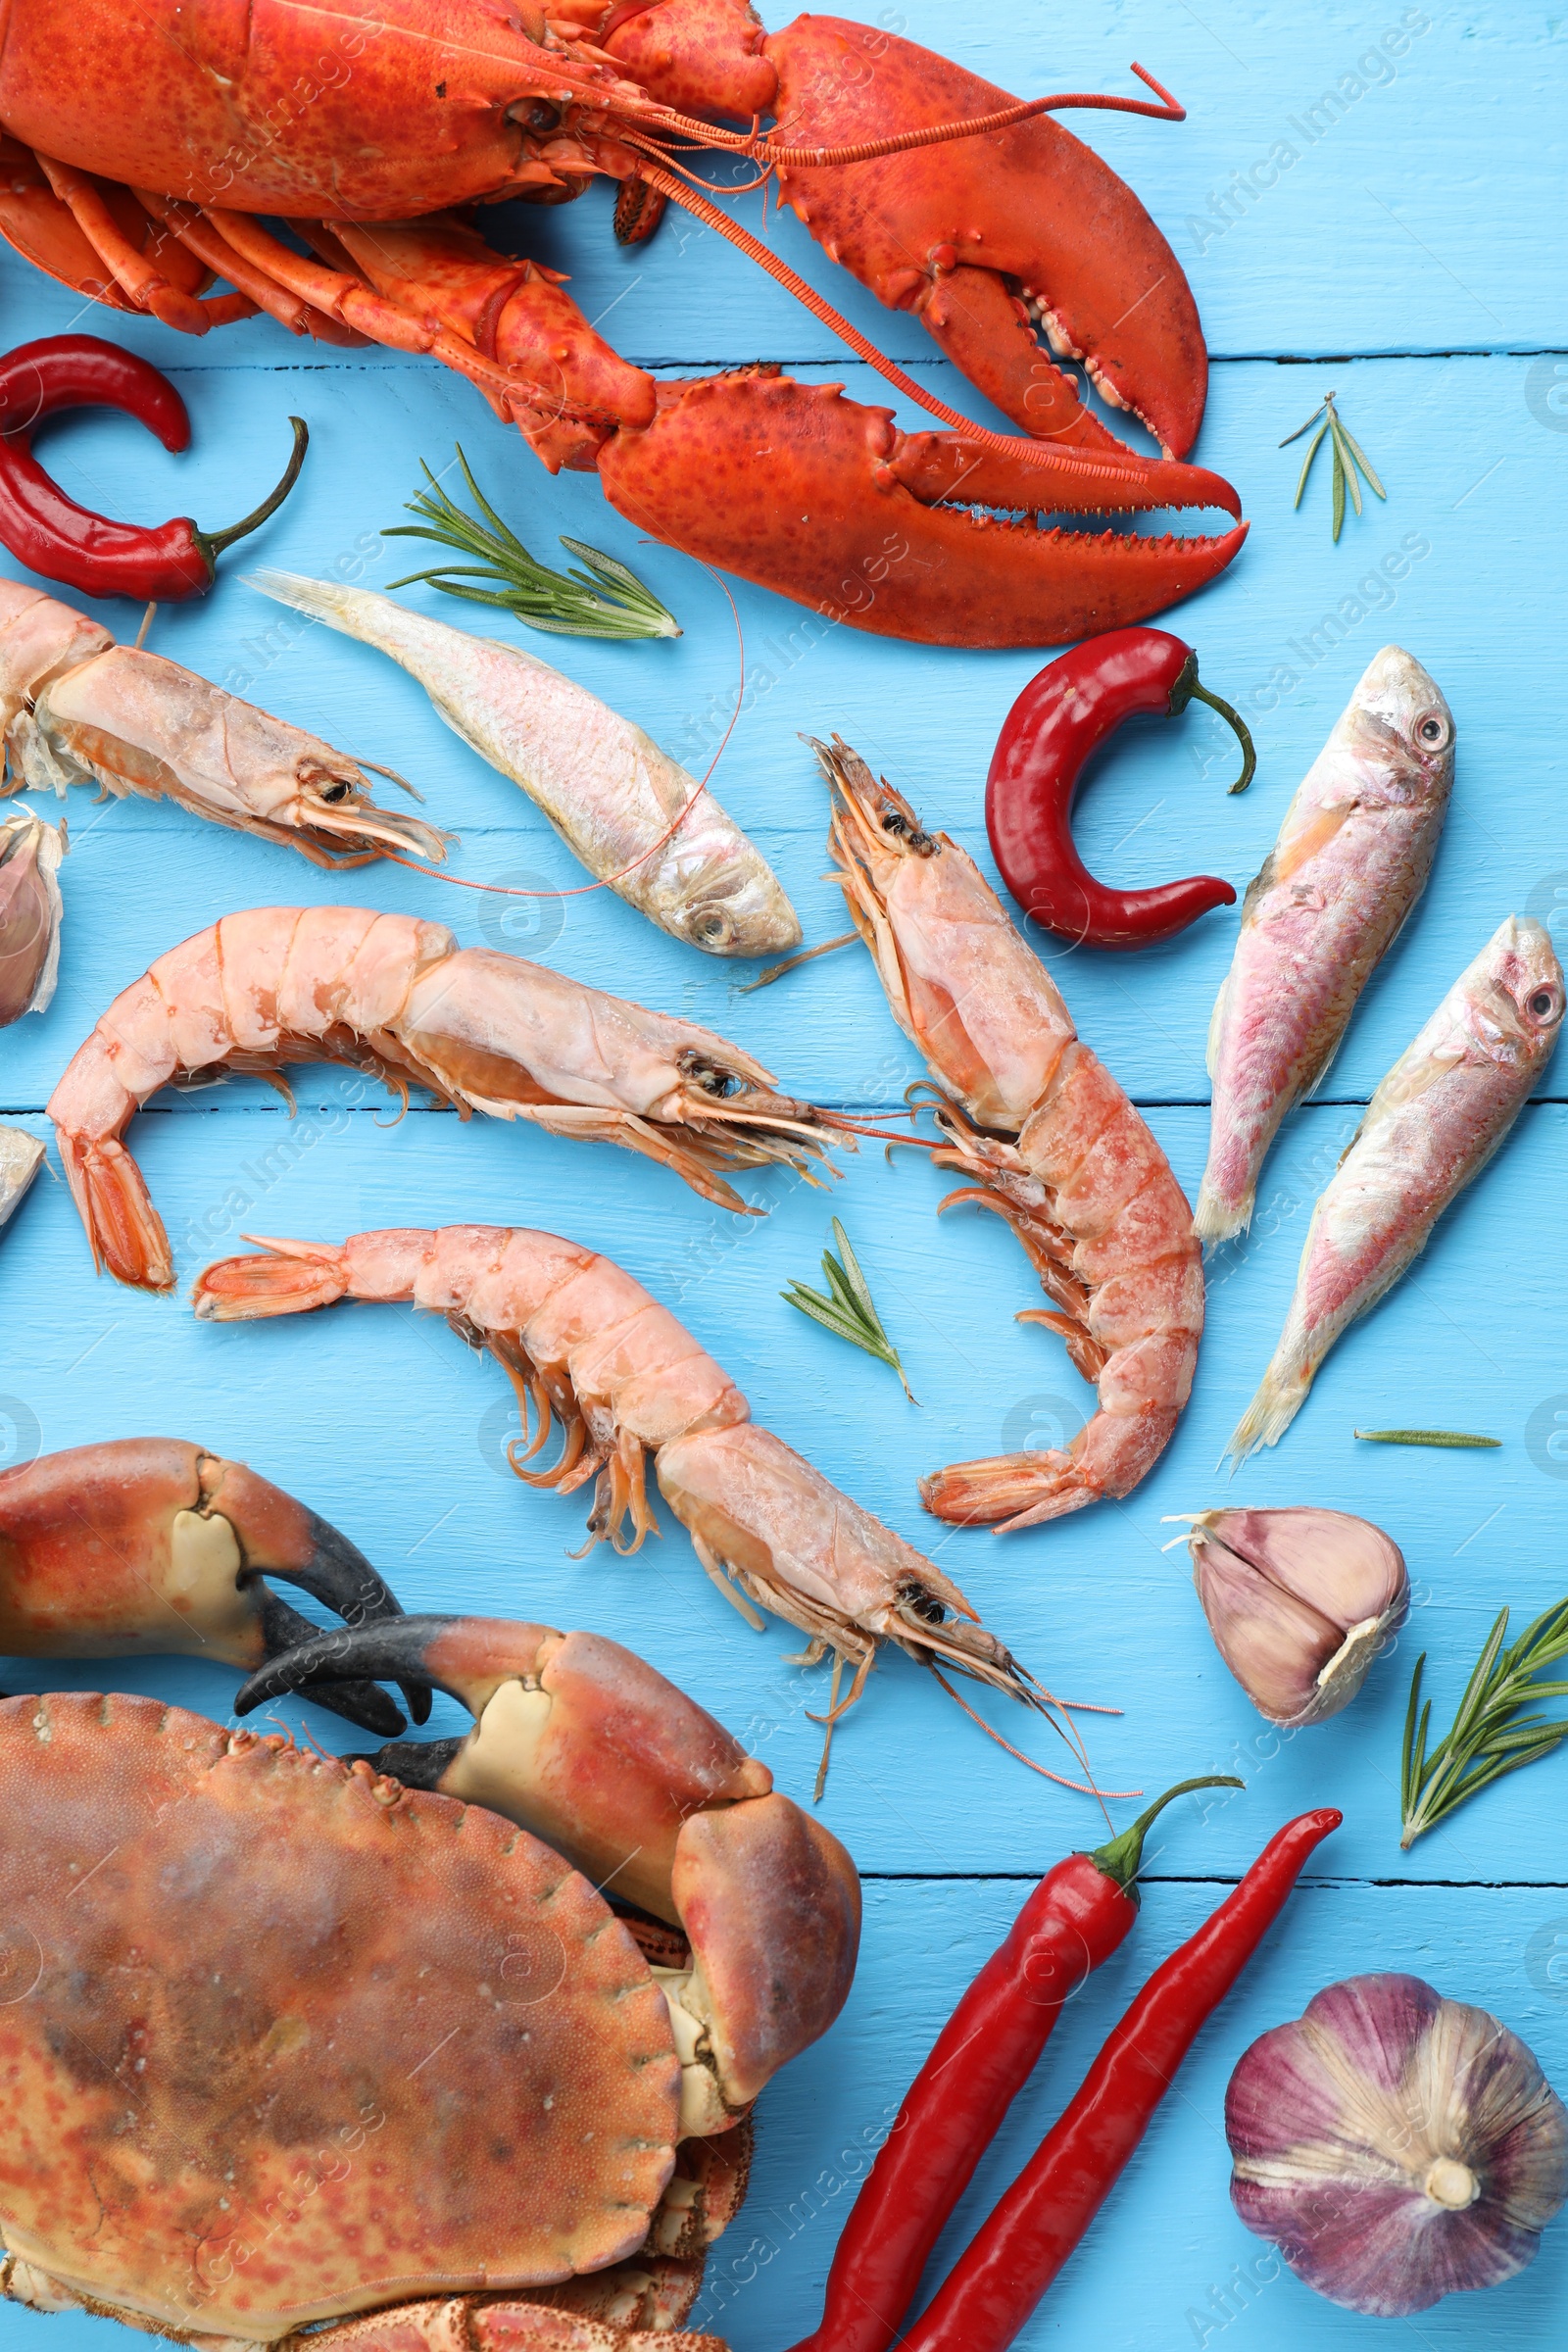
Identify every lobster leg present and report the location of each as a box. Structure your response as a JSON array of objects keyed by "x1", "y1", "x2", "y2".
[{"x1": 598, "y1": 370, "x2": 1245, "y2": 649}]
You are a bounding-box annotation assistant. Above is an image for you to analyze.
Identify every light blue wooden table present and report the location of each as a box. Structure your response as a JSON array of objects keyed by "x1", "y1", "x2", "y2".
[{"x1": 1, "y1": 4, "x2": 1565, "y2": 2344}]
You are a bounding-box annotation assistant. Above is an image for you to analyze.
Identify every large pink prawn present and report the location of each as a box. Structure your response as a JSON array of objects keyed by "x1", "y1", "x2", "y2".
[
  {"x1": 190, "y1": 1222, "x2": 1097, "y2": 1792},
  {"x1": 45, "y1": 907, "x2": 872, "y2": 1292},
  {"x1": 817, "y1": 738, "x2": 1204, "y2": 1531}
]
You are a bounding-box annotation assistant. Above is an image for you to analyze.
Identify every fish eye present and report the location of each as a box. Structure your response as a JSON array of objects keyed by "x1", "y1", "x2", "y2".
[
  {"x1": 1413, "y1": 709, "x2": 1451, "y2": 752},
  {"x1": 695, "y1": 911, "x2": 733, "y2": 946},
  {"x1": 1527, "y1": 986, "x2": 1561, "y2": 1021}
]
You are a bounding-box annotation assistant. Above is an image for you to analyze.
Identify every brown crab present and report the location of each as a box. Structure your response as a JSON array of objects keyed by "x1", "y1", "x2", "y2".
[{"x1": 0, "y1": 1618, "x2": 858, "y2": 2347}]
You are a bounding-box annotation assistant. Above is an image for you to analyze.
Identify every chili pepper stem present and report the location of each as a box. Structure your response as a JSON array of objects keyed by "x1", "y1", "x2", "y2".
[
  {"x1": 1090, "y1": 1774, "x2": 1243, "y2": 1894},
  {"x1": 197, "y1": 416, "x2": 309, "y2": 565},
  {"x1": 1168, "y1": 651, "x2": 1256, "y2": 793}
]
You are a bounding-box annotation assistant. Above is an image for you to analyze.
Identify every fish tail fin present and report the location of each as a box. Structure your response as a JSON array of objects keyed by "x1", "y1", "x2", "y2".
[
  {"x1": 1224, "y1": 1353, "x2": 1312, "y2": 1468},
  {"x1": 1194, "y1": 1171, "x2": 1253, "y2": 1249},
  {"x1": 244, "y1": 570, "x2": 368, "y2": 643}
]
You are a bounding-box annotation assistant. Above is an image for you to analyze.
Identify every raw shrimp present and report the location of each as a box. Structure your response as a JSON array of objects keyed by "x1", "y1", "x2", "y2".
[
  {"x1": 192, "y1": 1223, "x2": 1080, "y2": 1794},
  {"x1": 1227, "y1": 915, "x2": 1564, "y2": 1463},
  {"x1": 48, "y1": 907, "x2": 849, "y2": 1291},
  {"x1": 816, "y1": 736, "x2": 1204, "y2": 1532},
  {"x1": 250, "y1": 572, "x2": 802, "y2": 957},
  {"x1": 0, "y1": 578, "x2": 451, "y2": 865}
]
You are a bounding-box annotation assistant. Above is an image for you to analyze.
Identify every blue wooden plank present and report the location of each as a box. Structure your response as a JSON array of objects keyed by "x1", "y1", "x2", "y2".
[{"x1": 0, "y1": 4, "x2": 1564, "y2": 2344}]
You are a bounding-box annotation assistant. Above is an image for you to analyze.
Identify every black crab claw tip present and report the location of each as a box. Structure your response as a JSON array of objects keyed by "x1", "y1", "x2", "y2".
[
  {"x1": 236, "y1": 1613, "x2": 464, "y2": 1722},
  {"x1": 256, "y1": 1508, "x2": 432, "y2": 1727}
]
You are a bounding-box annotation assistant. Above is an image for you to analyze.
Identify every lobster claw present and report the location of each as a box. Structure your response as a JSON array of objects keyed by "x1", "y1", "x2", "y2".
[
  {"x1": 598, "y1": 371, "x2": 1246, "y2": 650},
  {"x1": 602, "y1": 4, "x2": 1211, "y2": 458}
]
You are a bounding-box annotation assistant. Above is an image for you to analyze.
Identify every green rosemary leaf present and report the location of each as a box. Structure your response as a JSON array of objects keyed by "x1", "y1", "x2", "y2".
[
  {"x1": 1355, "y1": 1428, "x2": 1500, "y2": 1447},
  {"x1": 1330, "y1": 410, "x2": 1363, "y2": 516},
  {"x1": 1279, "y1": 401, "x2": 1328, "y2": 448},
  {"x1": 830, "y1": 1218, "x2": 878, "y2": 1322},
  {"x1": 783, "y1": 1224, "x2": 916, "y2": 1401},
  {"x1": 1399, "y1": 1595, "x2": 1568, "y2": 1845},
  {"x1": 381, "y1": 446, "x2": 681, "y2": 640},
  {"x1": 1293, "y1": 418, "x2": 1330, "y2": 508},
  {"x1": 1287, "y1": 394, "x2": 1386, "y2": 540},
  {"x1": 1331, "y1": 431, "x2": 1347, "y2": 541},
  {"x1": 1336, "y1": 417, "x2": 1387, "y2": 500}
]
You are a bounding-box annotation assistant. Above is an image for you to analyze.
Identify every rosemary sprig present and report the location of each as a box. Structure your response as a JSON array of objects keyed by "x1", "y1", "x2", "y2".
[
  {"x1": 1281, "y1": 391, "x2": 1387, "y2": 543},
  {"x1": 1400, "y1": 1597, "x2": 1568, "y2": 1846},
  {"x1": 783, "y1": 1218, "x2": 916, "y2": 1401},
  {"x1": 383, "y1": 447, "x2": 681, "y2": 640},
  {"x1": 1355, "y1": 1428, "x2": 1500, "y2": 1449}
]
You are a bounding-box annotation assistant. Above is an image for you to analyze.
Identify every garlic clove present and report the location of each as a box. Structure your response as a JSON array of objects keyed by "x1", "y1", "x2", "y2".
[
  {"x1": 0, "y1": 808, "x2": 66, "y2": 1027},
  {"x1": 1184, "y1": 1506, "x2": 1408, "y2": 1726},
  {"x1": 1228, "y1": 1973, "x2": 1568, "y2": 2317},
  {"x1": 1200, "y1": 1505, "x2": 1406, "y2": 1625}
]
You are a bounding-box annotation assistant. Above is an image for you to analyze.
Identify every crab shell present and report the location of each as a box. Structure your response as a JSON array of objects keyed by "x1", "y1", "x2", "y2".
[{"x1": 0, "y1": 1691, "x2": 750, "y2": 2343}]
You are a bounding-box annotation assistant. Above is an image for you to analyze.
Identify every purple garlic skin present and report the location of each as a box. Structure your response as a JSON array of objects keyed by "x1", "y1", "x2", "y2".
[
  {"x1": 1185, "y1": 1505, "x2": 1408, "y2": 1725},
  {"x1": 1228, "y1": 1973, "x2": 1568, "y2": 2317},
  {"x1": 0, "y1": 808, "x2": 66, "y2": 1026}
]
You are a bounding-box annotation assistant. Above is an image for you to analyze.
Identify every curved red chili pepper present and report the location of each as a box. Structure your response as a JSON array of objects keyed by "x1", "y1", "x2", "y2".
[
  {"x1": 0, "y1": 333, "x2": 308, "y2": 602},
  {"x1": 783, "y1": 1774, "x2": 1241, "y2": 2352},
  {"x1": 897, "y1": 1805, "x2": 1342, "y2": 2352},
  {"x1": 986, "y1": 627, "x2": 1255, "y2": 952}
]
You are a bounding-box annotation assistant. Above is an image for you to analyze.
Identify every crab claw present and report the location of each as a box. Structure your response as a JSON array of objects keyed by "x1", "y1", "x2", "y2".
[
  {"x1": 236, "y1": 1614, "x2": 861, "y2": 2132},
  {"x1": 0, "y1": 1437, "x2": 423, "y2": 1736},
  {"x1": 599, "y1": 372, "x2": 1245, "y2": 650}
]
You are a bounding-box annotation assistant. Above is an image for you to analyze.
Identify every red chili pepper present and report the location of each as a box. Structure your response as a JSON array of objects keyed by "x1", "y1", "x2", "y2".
[
  {"x1": 986, "y1": 627, "x2": 1256, "y2": 952},
  {"x1": 0, "y1": 333, "x2": 308, "y2": 602},
  {"x1": 783, "y1": 1775, "x2": 1241, "y2": 2352},
  {"x1": 895, "y1": 1805, "x2": 1342, "y2": 2352}
]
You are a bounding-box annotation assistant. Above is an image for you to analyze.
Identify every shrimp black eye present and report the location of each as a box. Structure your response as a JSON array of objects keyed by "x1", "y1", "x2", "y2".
[
  {"x1": 318, "y1": 781, "x2": 354, "y2": 805},
  {"x1": 903, "y1": 1583, "x2": 947, "y2": 1625},
  {"x1": 1414, "y1": 710, "x2": 1451, "y2": 752},
  {"x1": 1529, "y1": 987, "x2": 1560, "y2": 1020}
]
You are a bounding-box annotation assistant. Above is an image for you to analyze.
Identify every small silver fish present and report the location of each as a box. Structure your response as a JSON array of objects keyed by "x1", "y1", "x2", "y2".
[
  {"x1": 1226, "y1": 916, "x2": 1564, "y2": 1464},
  {"x1": 1196, "y1": 647, "x2": 1455, "y2": 1246},
  {"x1": 248, "y1": 572, "x2": 802, "y2": 959},
  {"x1": 0, "y1": 1124, "x2": 45, "y2": 1230}
]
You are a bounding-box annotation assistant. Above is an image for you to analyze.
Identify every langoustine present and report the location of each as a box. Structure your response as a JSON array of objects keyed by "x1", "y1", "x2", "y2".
[
  {"x1": 816, "y1": 737, "x2": 1203, "y2": 1531},
  {"x1": 249, "y1": 569, "x2": 801, "y2": 957},
  {"x1": 48, "y1": 907, "x2": 856, "y2": 1291},
  {"x1": 0, "y1": 576, "x2": 452, "y2": 865},
  {"x1": 191, "y1": 1224, "x2": 1074, "y2": 1793},
  {"x1": 0, "y1": 1434, "x2": 424, "y2": 1733},
  {"x1": 1227, "y1": 915, "x2": 1564, "y2": 1463},
  {"x1": 1195, "y1": 647, "x2": 1455, "y2": 1247}
]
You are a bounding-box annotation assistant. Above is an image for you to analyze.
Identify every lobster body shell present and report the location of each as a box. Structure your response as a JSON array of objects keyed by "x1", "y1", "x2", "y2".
[{"x1": 0, "y1": 0, "x2": 575, "y2": 215}]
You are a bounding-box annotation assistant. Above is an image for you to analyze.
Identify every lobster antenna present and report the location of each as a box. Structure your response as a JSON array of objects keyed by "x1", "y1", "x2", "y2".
[
  {"x1": 635, "y1": 64, "x2": 1186, "y2": 163},
  {"x1": 626, "y1": 156, "x2": 1172, "y2": 481}
]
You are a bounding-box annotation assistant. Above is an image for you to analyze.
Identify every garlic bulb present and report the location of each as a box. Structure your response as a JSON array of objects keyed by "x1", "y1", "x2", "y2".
[
  {"x1": 1178, "y1": 1505, "x2": 1407, "y2": 1725},
  {"x1": 0, "y1": 808, "x2": 67, "y2": 1027},
  {"x1": 1228, "y1": 1974, "x2": 1568, "y2": 2316}
]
